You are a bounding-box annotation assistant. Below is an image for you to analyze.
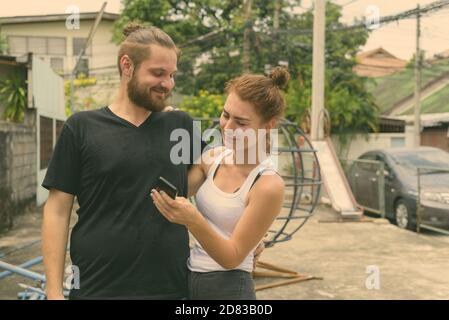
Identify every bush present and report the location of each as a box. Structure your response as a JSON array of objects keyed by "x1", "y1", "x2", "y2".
[{"x1": 179, "y1": 90, "x2": 224, "y2": 131}]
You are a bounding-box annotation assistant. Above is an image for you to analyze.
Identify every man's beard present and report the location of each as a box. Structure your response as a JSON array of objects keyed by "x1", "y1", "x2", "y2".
[{"x1": 127, "y1": 74, "x2": 169, "y2": 112}]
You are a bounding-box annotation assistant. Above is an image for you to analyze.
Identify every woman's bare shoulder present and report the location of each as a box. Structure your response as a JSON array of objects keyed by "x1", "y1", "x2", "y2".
[{"x1": 200, "y1": 146, "x2": 227, "y2": 175}]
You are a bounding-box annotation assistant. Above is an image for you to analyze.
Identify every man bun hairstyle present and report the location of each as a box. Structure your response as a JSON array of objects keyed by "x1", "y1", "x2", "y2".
[{"x1": 117, "y1": 22, "x2": 180, "y2": 76}]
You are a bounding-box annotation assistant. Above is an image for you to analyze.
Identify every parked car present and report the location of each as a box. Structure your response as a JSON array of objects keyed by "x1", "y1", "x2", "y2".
[{"x1": 347, "y1": 147, "x2": 449, "y2": 231}]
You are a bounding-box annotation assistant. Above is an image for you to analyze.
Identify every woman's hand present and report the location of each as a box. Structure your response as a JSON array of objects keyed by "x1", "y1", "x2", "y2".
[
  {"x1": 151, "y1": 189, "x2": 201, "y2": 227},
  {"x1": 162, "y1": 105, "x2": 179, "y2": 112}
]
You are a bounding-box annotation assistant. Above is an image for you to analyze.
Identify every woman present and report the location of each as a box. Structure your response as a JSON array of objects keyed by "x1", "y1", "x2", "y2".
[{"x1": 151, "y1": 67, "x2": 289, "y2": 300}]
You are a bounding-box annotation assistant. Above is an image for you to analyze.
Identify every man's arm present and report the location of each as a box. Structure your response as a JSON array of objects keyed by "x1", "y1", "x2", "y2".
[{"x1": 41, "y1": 189, "x2": 74, "y2": 300}]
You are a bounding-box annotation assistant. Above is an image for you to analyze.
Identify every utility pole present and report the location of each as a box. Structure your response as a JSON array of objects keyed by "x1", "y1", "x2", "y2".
[
  {"x1": 413, "y1": 4, "x2": 422, "y2": 147},
  {"x1": 311, "y1": 0, "x2": 325, "y2": 141},
  {"x1": 70, "y1": 2, "x2": 107, "y2": 114},
  {"x1": 272, "y1": 0, "x2": 281, "y2": 64},
  {"x1": 242, "y1": 0, "x2": 253, "y2": 73}
]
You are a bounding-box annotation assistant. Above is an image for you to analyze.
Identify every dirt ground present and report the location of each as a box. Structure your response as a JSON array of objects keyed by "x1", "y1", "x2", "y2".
[{"x1": 1, "y1": 204, "x2": 448, "y2": 300}]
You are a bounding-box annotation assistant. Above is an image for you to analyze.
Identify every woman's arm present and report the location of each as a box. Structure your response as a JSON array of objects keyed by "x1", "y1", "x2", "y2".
[
  {"x1": 187, "y1": 147, "x2": 225, "y2": 197},
  {"x1": 187, "y1": 164, "x2": 206, "y2": 198},
  {"x1": 152, "y1": 174, "x2": 284, "y2": 269}
]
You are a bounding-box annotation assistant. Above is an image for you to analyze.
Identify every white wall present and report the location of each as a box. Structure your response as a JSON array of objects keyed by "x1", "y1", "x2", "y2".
[
  {"x1": 331, "y1": 131, "x2": 413, "y2": 160},
  {"x1": 2, "y1": 19, "x2": 118, "y2": 75}
]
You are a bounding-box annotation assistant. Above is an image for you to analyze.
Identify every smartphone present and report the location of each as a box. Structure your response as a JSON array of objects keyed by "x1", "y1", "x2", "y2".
[{"x1": 155, "y1": 176, "x2": 178, "y2": 200}]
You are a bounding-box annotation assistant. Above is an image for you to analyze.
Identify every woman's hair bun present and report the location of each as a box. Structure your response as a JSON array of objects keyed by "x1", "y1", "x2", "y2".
[{"x1": 269, "y1": 66, "x2": 290, "y2": 88}]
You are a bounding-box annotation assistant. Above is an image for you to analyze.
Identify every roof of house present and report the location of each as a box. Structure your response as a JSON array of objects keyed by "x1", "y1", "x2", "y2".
[
  {"x1": 0, "y1": 12, "x2": 119, "y2": 25},
  {"x1": 389, "y1": 112, "x2": 449, "y2": 128},
  {"x1": 0, "y1": 54, "x2": 28, "y2": 67},
  {"x1": 432, "y1": 49, "x2": 449, "y2": 60},
  {"x1": 367, "y1": 56, "x2": 449, "y2": 116},
  {"x1": 354, "y1": 47, "x2": 407, "y2": 78}
]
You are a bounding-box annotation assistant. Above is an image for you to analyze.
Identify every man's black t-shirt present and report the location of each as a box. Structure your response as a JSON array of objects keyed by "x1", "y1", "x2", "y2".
[{"x1": 42, "y1": 106, "x2": 202, "y2": 299}]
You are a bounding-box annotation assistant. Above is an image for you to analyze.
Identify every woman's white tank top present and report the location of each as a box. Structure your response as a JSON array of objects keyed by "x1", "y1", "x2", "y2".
[{"x1": 188, "y1": 148, "x2": 277, "y2": 273}]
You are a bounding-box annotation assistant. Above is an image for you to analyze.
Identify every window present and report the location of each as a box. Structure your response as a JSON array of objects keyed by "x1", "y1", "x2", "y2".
[
  {"x1": 76, "y1": 58, "x2": 89, "y2": 77},
  {"x1": 8, "y1": 36, "x2": 27, "y2": 54},
  {"x1": 7, "y1": 36, "x2": 66, "y2": 56},
  {"x1": 391, "y1": 137, "x2": 405, "y2": 148},
  {"x1": 358, "y1": 153, "x2": 378, "y2": 171},
  {"x1": 28, "y1": 37, "x2": 47, "y2": 54},
  {"x1": 48, "y1": 37, "x2": 66, "y2": 56},
  {"x1": 73, "y1": 38, "x2": 91, "y2": 56},
  {"x1": 50, "y1": 57, "x2": 64, "y2": 74}
]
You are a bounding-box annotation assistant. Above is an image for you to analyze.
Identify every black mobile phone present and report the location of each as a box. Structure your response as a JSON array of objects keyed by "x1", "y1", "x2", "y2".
[{"x1": 155, "y1": 176, "x2": 178, "y2": 199}]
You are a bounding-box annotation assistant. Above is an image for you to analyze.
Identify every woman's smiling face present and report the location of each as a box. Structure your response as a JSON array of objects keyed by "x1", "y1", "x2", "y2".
[{"x1": 219, "y1": 92, "x2": 274, "y2": 157}]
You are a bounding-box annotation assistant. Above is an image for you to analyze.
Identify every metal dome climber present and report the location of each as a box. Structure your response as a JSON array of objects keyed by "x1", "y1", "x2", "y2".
[
  {"x1": 198, "y1": 117, "x2": 323, "y2": 290},
  {"x1": 199, "y1": 117, "x2": 322, "y2": 248}
]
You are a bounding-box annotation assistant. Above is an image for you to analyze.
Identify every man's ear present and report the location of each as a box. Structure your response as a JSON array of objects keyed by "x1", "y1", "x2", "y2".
[{"x1": 120, "y1": 55, "x2": 134, "y2": 78}]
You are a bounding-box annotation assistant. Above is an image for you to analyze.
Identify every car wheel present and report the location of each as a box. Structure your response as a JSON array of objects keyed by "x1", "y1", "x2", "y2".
[{"x1": 394, "y1": 199, "x2": 415, "y2": 231}]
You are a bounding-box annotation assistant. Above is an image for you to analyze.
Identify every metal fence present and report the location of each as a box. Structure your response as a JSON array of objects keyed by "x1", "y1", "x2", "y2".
[
  {"x1": 340, "y1": 158, "x2": 386, "y2": 218},
  {"x1": 416, "y1": 166, "x2": 449, "y2": 235}
]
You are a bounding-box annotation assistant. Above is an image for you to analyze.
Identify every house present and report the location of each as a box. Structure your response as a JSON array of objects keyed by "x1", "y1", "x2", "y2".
[
  {"x1": 0, "y1": 12, "x2": 120, "y2": 77},
  {"x1": 391, "y1": 113, "x2": 449, "y2": 153},
  {"x1": 354, "y1": 47, "x2": 407, "y2": 78},
  {"x1": 0, "y1": 53, "x2": 65, "y2": 230},
  {"x1": 0, "y1": 11, "x2": 122, "y2": 111}
]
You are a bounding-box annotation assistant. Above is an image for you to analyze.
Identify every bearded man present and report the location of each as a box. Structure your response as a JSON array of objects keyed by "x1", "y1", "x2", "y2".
[{"x1": 41, "y1": 23, "x2": 200, "y2": 300}]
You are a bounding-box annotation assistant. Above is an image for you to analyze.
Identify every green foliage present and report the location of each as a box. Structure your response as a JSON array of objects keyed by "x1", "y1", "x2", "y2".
[
  {"x1": 64, "y1": 74, "x2": 98, "y2": 116},
  {"x1": 116, "y1": 0, "x2": 379, "y2": 135},
  {"x1": 113, "y1": 0, "x2": 243, "y2": 94},
  {"x1": 0, "y1": 73, "x2": 27, "y2": 122},
  {"x1": 179, "y1": 89, "x2": 224, "y2": 130},
  {"x1": 283, "y1": 2, "x2": 379, "y2": 136}
]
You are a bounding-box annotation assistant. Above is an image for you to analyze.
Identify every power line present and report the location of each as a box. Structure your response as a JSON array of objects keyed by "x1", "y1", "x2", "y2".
[
  {"x1": 340, "y1": 0, "x2": 361, "y2": 7},
  {"x1": 273, "y1": 0, "x2": 449, "y2": 35}
]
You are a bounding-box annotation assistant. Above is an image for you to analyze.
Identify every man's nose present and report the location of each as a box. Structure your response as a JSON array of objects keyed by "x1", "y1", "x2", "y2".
[{"x1": 161, "y1": 78, "x2": 174, "y2": 90}]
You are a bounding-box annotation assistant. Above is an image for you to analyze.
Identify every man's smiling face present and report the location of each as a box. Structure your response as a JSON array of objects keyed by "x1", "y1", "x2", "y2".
[{"x1": 127, "y1": 44, "x2": 178, "y2": 112}]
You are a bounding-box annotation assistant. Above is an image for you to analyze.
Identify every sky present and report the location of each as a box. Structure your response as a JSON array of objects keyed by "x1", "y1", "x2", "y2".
[{"x1": 0, "y1": 0, "x2": 448, "y2": 60}]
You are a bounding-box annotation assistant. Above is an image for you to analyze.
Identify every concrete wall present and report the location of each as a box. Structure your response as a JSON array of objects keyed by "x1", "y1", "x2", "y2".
[
  {"x1": 331, "y1": 131, "x2": 413, "y2": 160},
  {"x1": 0, "y1": 116, "x2": 36, "y2": 231}
]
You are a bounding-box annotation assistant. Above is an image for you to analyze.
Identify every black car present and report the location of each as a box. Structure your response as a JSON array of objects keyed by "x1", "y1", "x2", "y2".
[{"x1": 348, "y1": 147, "x2": 449, "y2": 231}]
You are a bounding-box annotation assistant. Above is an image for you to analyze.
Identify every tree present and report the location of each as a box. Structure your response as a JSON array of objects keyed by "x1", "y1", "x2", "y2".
[
  {"x1": 282, "y1": 2, "x2": 379, "y2": 137},
  {"x1": 0, "y1": 73, "x2": 27, "y2": 122},
  {"x1": 114, "y1": 1, "x2": 379, "y2": 135},
  {"x1": 113, "y1": 0, "x2": 243, "y2": 94}
]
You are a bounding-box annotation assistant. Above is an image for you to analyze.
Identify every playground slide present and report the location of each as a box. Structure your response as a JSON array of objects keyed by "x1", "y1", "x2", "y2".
[{"x1": 312, "y1": 138, "x2": 363, "y2": 217}]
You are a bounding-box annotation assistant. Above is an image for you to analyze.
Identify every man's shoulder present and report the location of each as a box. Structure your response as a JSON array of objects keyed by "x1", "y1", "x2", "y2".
[
  {"x1": 65, "y1": 107, "x2": 105, "y2": 130},
  {"x1": 158, "y1": 110, "x2": 194, "y2": 128}
]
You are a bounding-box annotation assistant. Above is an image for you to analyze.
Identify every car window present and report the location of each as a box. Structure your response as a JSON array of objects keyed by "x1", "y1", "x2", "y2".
[
  {"x1": 376, "y1": 155, "x2": 392, "y2": 173},
  {"x1": 391, "y1": 150, "x2": 449, "y2": 172},
  {"x1": 358, "y1": 154, "x2": 378, "y2": 172}
]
